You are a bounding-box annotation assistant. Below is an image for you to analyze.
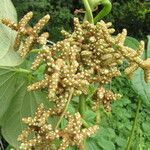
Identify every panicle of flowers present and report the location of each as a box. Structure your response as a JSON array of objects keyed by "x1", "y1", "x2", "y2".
[
  {"x1": 18, "y1": 105, "x2": 98, "y2": 150},
  {"x1": 93, "y1": 86, "x2": 121, "y2": 112},
  {"x1": 17, "y1": 104, "x2": 60, "y2": 150},
  {"x1": 2, "y1": 12, "x2": 150, "y2": 150},
  {"x1": 1, "y1": 12, "x2": 50, "y2": 57}
]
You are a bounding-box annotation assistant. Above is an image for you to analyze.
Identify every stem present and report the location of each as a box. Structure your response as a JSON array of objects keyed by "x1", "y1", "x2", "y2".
[
  {"x1": 0, "y1": 66, "x2": 31, "y2": 74},
  {"x1": 55, "y1": 88, "x2": 74, "y2": 130},
  {"x1": 79, "y1": 94, "x2": 86, "y2": 117},
  {"x1": 15, "y1": 68, "x2": 32, "y2": 74},
  {"x1": 125, "y1": 99, "x2": 141, "y2": 150},
  {"x1": 96, "y1": 109, "x2": 100, "y2": 124},
  {"x1": 30, "y1": 49, "x2": 41, "y2": 53},
  {"x1": 0, "y1": 139, "x2": 4, "y2": 150},
  {"x1": 94, "y1": 0, "x2": 112, "y2": 24},
  {"x1": 82, "y1": 0, "x2": 94, "y2": 23}
]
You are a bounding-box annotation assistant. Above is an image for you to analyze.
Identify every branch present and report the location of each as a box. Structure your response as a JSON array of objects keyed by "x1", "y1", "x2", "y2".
[
  {"x1": 79, "y1": 94, "x2": 86, "y2": 117},
  {"x1": 55, "y1": 88, "x2": 74, "y2": 130}
]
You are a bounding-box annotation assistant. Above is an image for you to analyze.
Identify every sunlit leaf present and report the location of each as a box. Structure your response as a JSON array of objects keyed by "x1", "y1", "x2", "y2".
[{"x1": 0, "y1": 0, "x2": 22, "y2": 66}]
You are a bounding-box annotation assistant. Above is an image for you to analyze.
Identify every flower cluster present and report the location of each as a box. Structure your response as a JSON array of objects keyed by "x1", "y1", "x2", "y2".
[
  {"x1": 18, "y1": 105, "x2": 98, "y2": 150},
  {"x1": 93, "y1": 87, "x2": 121, "y2": 112},
  {"x1": 1, "y1": 12, "x2": 50, "y2": 57},
  {"x1": 27, "y1": 17, "x2": 149, "y2": 112},
  {"x1": 2, "y1": 12, "x2": 150, "y2": 150}
]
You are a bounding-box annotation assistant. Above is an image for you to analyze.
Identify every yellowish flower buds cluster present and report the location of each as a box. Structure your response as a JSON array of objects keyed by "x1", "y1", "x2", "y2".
[
  {"x1": 2, "y1": 12, "x2": 150, "y2": 150},
  {"x1": 93, "y1": 87, "x2": 121, "y2": 112},
  {"x1": 18, "y1": 105, "x2": 98, "y2": 150},
  {"x1": 27, "y1": 17, "x2": 149, "y2": 113},
  {"x1": 17, "y1": 104, "x2": 59, "y2": 150},
  {"x1": 1, "y1": 12, "x2": 50, "y2": 57},
  {"x1": 58, "y1": 113, "x2": 98, "y2": 150}
]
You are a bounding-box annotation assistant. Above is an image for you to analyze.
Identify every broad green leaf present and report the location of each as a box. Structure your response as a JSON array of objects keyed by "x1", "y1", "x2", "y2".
[
  {"x1": 0, "y1": 0, "x2": 22, "y2": 66},
  {"x1": 132, "y1": 68, "x2": 150, "y2": 107},
  {"x1": 125, "y1": 36, "x2": 150, "y2": 108},
  {"x1": 0, "y1": 67, "x2": 48, "y2": 148},
  {"x1": 0, "y1": 67, "x2": 17, "y2": 123}
]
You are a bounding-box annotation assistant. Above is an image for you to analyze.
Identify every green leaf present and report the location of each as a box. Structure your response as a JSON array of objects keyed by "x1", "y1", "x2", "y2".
[
  {"x1": 97, "y1": 137, "x2": 116, "y2": 150},
  {"x1": 0, "y1": 0, "x2": 22, "y2": 66},
  {"x1": 0, "y1": 67, "x2": 48, "y2": 148},
  {"x1": 115, "y1": 137, "x2": 126, "y2": 148},
  {"x1": 132, "y1": 68, "x2": 150, "y2": 107},
  {"x1": 124, "y1": 36, "x2": 139, "y2": 50},
  {"x1": 84, "y1": 110, "x2": 96, "y2": 123},
  {"x1": 125, "y1": 36, "x2": 150, "y2": 108},
  {"x1": 86, "y1": 138, "x2": 102, "y2": 150},
  {"x1": 0, "y1": 67, "x2": 17, "y2": 123}
]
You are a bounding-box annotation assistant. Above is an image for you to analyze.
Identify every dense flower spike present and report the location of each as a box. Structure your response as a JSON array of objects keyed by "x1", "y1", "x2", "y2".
[
  {"x1": 28, "y1": 17, "x2": 149, "y2": 110},
  {"x1": 18, "y1": 106, "x2": 98, "y2": 150},
  {"x1": 1, "y1": 12, "x2": 50, "y2": 57},
  {"x1": 58, "y1": 113, "x2": 99, "y2": 150},
  {"x1": 18, "y1": 104, "x2": 59, "y2": 150},
  {"x1": 93, "y1": 87, "x2": 121, "y2": 112}
]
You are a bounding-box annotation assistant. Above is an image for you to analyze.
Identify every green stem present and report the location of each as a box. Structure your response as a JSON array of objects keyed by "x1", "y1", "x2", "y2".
[
  {"x1": 0, "y1": 67, "x2": 31, "y2": 74},
  {"x1": 30, "y1": 49, "x2": 41, "y2": 53},
  {"x1": 125, "y1": 99, "x2": 141, "y2": 150},
  {"x1": 79, "y1": 94, "x2": 86, "y2": 117},
  {"x1": 15, "y1": 68, "x2": 32, "y2": 74},
  {"x1": 94, "y1": 0, "x2": 112, "y2": 24},
  {"x1": 96, "y1": 109, "x2": 100, "y2": 124},
  {"x1": 55, "y1": 88, "x2": 74, "y2": 130},
  {"x1": 82, "y1": 0, "x2": 94, "y2": 23}
]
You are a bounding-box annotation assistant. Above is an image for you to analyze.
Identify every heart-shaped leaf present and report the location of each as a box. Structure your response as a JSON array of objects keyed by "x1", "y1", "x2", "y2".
[
  {"x1": 0, "y1": 0, "x2": 22, "y2": 67},
  {"x1": 0, "y1": 67, "x2": 49, "y2": 148}
]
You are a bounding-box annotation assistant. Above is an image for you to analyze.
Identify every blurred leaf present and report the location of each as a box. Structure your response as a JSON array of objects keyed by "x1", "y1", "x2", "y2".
[
  {"x1": 6, "y1": 145, "x2": 14, "y2": 150},
  {"x1": 84, "y1": 110, "x2": 96, "y2": 123},
  {"x1": 86, "y1": 138, "x2": 102, "y2": 150},
  {"x1": 124, "y1": 36, "x2": 139, "y2": 50},
  {"x1": 97, "y1": 137, "x2": 116, "y2": 150},
  {"x1": 115, "y1": 137, "x2": 126, "y2": 148},
  {"x1": 0, "y1": 0, "x2": 22, "y2": 66}
]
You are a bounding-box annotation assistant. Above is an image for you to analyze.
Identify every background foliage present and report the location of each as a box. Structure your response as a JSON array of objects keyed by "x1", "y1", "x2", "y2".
[{"x1": 12, "y1": 0, "x2": 150, "y2": 41}]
